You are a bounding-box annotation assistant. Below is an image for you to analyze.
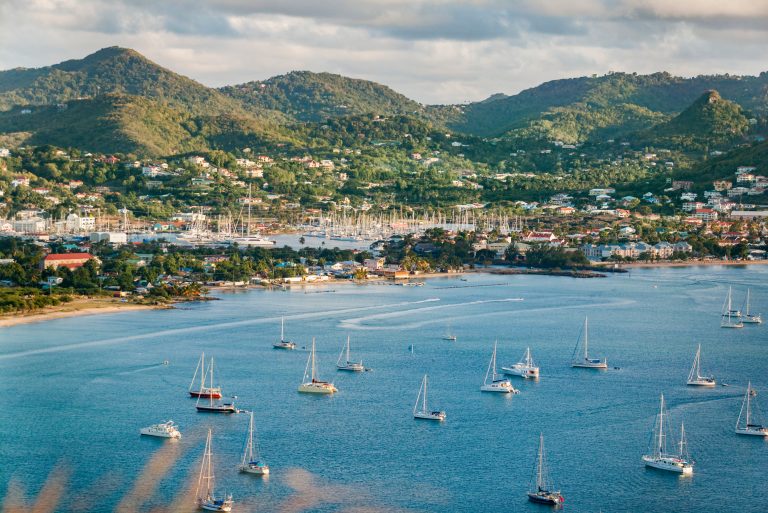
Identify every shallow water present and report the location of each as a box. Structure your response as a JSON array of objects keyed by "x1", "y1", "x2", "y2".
[{"x1": 1, "y1": 266, "x2": 767, "y2": 512}]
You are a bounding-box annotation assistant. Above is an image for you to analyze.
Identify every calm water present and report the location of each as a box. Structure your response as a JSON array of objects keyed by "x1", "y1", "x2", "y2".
[{"x1": 1, "y1": 266, "x2": 767, "y2": 512}]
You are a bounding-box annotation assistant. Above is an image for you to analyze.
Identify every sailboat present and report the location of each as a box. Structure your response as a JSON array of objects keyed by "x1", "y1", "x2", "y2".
[
  {"x1": 741, "y1": 289, "x2": 762, "y2": 324},
  {"x1": 481, "y1": 342, "x2": 519, "y2": 393},
  {"x1": 527, "y1": 433, "x2": 565, "y2": 506},
  {"x1": 273, "y1": 317, "x2": 297, "y2": 349},
  {"x1": 196, "y1": 359, "x2": 238, "y2": 413},
  {"x1": 735, "y1": 382, "x2": 768, "y2": 436},
  {"x1": 442, "y1": 323, "x2": 457, "y2": 341},
  {"x1": 298, "y1": 338, "x2": 337, "y2": 394},
  {"x1": 189, "y1": 353, "x2": 223, "y2": 399},
  {"x1": 686, "y1": 344, "x2": 715, "y2": 387},
  {"x1": 336, "y1": 336, "x2": 364, "y2": 372},
  {"x1": 501, "y1": 347, "x2": 540, "y2": 379},
  {"x1": 570, "y1": 317, "x2": 608, "y2": 369},
  {"x1": 413, "y1": 374, "x2": 446, "y2": 421},
  {"x1": 642, "y1": 394, "x2": 694, "y2": 474},
  {"x1": 239, "y1": 412, "x2": 270, "y2": 474},
  {"x1": 196, "y1": 429, "x2": 234, "y2": 512},
  {"x1": 721, "y1": 287, "x2": 744, "y2": 328}
]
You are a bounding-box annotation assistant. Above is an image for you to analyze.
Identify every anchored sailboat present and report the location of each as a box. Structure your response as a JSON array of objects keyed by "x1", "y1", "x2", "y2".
[
  {"x1": 413, "y1": 374, "x2": 446, "y2": 421},
  {"x1": 298, "y1": 338, "x2": 337, "y2": 394},
  {"x1": 336, "y1": 336, "x2": 364, "y2": 372},
  {"x1": 735, "y1": 382, "x2": 768, "y2": 436},
  {"x1": 273, "y1": 317, "x2": 297, "y2": 349},
  {"x1": 480, "y1": 342, "x2": 519, "y2": 393},
  {"x1": 742, "y1": 289, "x2": 762, "y2": 324},
  {"x1": 642, "y1": 394, "x2": 694, "y2": 474},
  {"x1": 442, "y1": 324, "x2": 457, "y2": 341},
  {"x1": 196, "y1": 429, "x2": 234, "y2": 512},
  {"x1": 527, "y1": 433, "x2": 564, "y2": 506},
  {"x1": 721, "y1": 287, "x2": 744, "y2": 328},
  {"x1": 189, "y1": 353, "x2": 223, "y2": 399},
  {"x1": 570, "y1": 317, "x2": 607, "y2": 369},
  {"x1": 686, "y1": 344, "x2": 716, "y2": 387},
  {"x1": 239, "y1": 411, "x2": 270, "y2": 474},
  {"x1": 502, "y1": 347, "x2": 540, "y2": 379}
]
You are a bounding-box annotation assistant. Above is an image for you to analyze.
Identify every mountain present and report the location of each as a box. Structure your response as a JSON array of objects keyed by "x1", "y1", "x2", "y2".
[
  {"x1": 641, "y1": 90, "x2": 750, "y2": 149},
  {"x1": 220, "y1": 71, "x2": 425, "y2": 122}
]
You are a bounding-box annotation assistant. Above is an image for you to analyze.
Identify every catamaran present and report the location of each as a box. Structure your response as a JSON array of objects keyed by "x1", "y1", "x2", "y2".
[
  {"x1": 239, "y1": 411, "x2": 270, "y2": 474},
  {"x1": 721, "y1": 287, "x2": 744, "y2": 328},
  {"x1": 686, "y1": 344, "x2": 716, "y2": 387},
  {"x1": 140, "y1": 420, "x2": 181, "y2": 439},
  {"x1": 298, "y1": 338, "x2": 337, "y2": 394},
  {"x1": 527, "y1": 433, "x2": 564, "y2": 506},
  {"x1": 741, "y1": 289, "x2": 762, "y2": 324},
  {"x1": 196, "y1": 429, "x2": 234, "y2": 512},
  {"x1": 336, "y1": 336, "x2": 364, "y2": 372},
  {"x1": 735, "y1": 382, "x2": 768, "y2": 437},
  {"x1": 570, "y1": 317, "x2": 608, "y2": 369},
  {"x1": 273, "y1": 317, "x2": 297, "y2": 349},
  {"x1": 480, "y1": 342, "x2": 519, "y2": 394},
  {"x1": 502, "y1": 347, "x2": 540, "y2": 379},
  {"x1": 413, "y1": 374, "x2": 446, "y2": 421},
  {"x1": 189, "y1": 352, "x2": 223, "y2": 399},
  {"x1": 642, "y1": 394, "x2": 694, "y2": 475}
]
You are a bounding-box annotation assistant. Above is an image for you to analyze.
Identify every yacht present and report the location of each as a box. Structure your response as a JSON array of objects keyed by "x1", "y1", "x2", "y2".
[
  {"x1": 480, "y1": 342, "x2": 519, "y2": 394},
  {"x1": 642, "y1": 394, "x2": 694, "y2": 475},
  {"x1": 196, "y1": 429, "x2": 234, "y2": 512},
  {"x1": 140, "y1": 420, "x2": 181, "y2": 439},
  {"x1": 501, "y1": 347, "x2": 540, "y2": 379},
  {"x1": 413, "y1": 374, "x2": 446, "y2": 421},
  {"x1": 735, "y1": 382, "x2": 768, "y2": 436},
  {"x1": 570, "y1": 317, "x2": 608, "y2": 369},
  {"x1": 196, "y1": 393, "x2": 240, "y2": 413},
  {"x1": 273, "y1": 317, "x2": 297, "y2": 350},
  {"x1": 527, "y1": 434, "x2": 565, "y2": 506},
  {"x1": 336, "y1": 336, "x2": 365, "y2": 372},
  {"x1": 298, "y1": 338, "x2": 338, "y2": 394},
  {"x1": 686, "y1": 344, "x2": 715, "y2": 387},
  {"x1": 188, "y1": 353, "x2": 223, "y2": 399},
  {"x1": 741, "y1": 289, "x2": 762, "y2": 324},
  {"x1": 239, "y1": 411, "x2": 270, "y2": 474},
  {"x1": 721, "y1": 287, "x2": 744, "y2": 328}
]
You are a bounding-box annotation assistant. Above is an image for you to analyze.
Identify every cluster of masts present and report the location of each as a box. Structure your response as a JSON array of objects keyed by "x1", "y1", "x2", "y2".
[{"x1": 721, "y1": 286, "x2": 762, "y2": 328}]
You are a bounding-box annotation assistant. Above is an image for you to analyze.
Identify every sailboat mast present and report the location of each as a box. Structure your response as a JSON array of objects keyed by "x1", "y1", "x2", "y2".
[
  {"x1": 678, "y1": 422, "x2": 686, "y2": 458},
  {"x1": 746, "y1": 382, "x2": 752, "y2": 426},
  {"x1": 281, "y1": 317, "x2": 284, "y2": 341},
  {"x1": 584, "y1": 317, "x2": 589, "y2": 359},
  {"x1": 346, "y1": 336, "x2": 351, "y2": 363},
  {"x1": 311, "y1": 338, "x2": 316, "y2": 380},
  {"x1": 658, "y1": 394, "x2": 665, "y2": 456},
  {"x1": 746, "y1": 289, "x2": 751, "y2": 316},
  {"x1": 538, "y1": 434, "x2": 544, "y2": 489},
  {"x1": 248, "y1": 412, "x2": 254, "y2": 462},
  {"x1": 423, "y1": 375, "x2": 428, "y2": 412}
]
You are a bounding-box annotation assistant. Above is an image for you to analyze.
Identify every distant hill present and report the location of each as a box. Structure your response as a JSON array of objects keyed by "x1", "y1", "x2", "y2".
[
  {"x1": 682, "y1": 139, "x2": 768, "y2": 185},
  {"x1": 220, "y1": 71, "x2": 424, "y2": 122}
]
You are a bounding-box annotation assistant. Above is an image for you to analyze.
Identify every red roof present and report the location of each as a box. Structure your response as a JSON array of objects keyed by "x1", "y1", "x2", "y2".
[{"x1": 44, "y1": 253, "x2": 93, "y2": 261}]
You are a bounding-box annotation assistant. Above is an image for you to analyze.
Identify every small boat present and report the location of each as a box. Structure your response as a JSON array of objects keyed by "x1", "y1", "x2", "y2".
[
  {"x1": 413, "y1": 374, "x2": 446, "y2": 421},
  {"x1": 502, "y1": 347, "x2": 540, "y2": 379},
  {"x1": 442, "y1": 324, "x2": 457, "y2": 341},
  {"x1": 196, "y1": 429, "x2": 234, "y2": 512},
  {"x1": 686, "y1": 344, "x2": 715, "y2": 387},
  {"x1": 642, "y1": 394, "x2": 694, "y2": 475},
  {"x1": 741, "y1": 289, "x2": 762, "y2": 324},
  {"x1": 721, "y1": 287, "x2": 744, "y2": 328},
  {"x1": 273, "y1": 317, "x2": 297, "y2": 349},
  {"x1": 298, "y1": 338, "x2": 337, "y2": 394},
  {"x1": 480, "y1": 342, "x2": 519, "y2": 394},
  {"x1": 140, "y1": 420, "x2": 181, "y2": 439},
  {"x1": 189, "y1": 352, "x2": 223, "y2": 399},
  {"x1": 196, "y1": 398, "x2": 239, "y2": 414},
  {"x1": 527, "y1": 433, "x2": 565, "y2": 506},
  {"x1": 735, "y1": 381, "x2": 768, "y2": 437},
  {"x1": 570, "y1": 317, "x2": 607, "y2": 369},
  {"x1": 239, "y1": 411, "x2": 270, "y2": 474},
  {"x1": 336, "y1": 336, "x2": 364, "y2": 372}
]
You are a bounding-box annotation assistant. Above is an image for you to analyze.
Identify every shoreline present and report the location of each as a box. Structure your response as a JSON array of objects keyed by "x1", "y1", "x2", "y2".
[
  {"x1": 0, "y1": 299, "x2": 167, "y2": 328},
  {"x1": 598, "y1": 260, "x2": 768, "y2": 269}
]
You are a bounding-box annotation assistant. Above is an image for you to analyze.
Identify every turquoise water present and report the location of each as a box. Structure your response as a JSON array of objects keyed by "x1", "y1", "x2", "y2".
[{"x1": 1, "y1": 266, "x2": 767, "y2": 512}]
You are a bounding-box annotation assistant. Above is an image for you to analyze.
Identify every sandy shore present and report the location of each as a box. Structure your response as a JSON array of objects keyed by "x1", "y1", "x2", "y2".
[{"x1": 0, "y1": 299, "x2": 163, "y2": 328}]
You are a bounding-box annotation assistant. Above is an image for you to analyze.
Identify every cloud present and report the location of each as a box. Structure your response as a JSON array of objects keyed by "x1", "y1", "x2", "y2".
[{"x1": 0, "y1": 0, "x2": 766, "y2": 103}]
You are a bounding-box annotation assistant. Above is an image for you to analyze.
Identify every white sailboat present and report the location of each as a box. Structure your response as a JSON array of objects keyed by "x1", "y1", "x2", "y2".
[
  {"x1": 336, "y1": 336, "x2": 364, "y2": 372},
  {"x1": 480, "y1": 342, "x2": 519, "y2": 393},
  {"x1": 273, "y1": 317, "x2": 297, "y2": 349},
  {"x1": 735, "y1": 382, "x2": 768, "y2": 436},
  {"x1": 642, "y1": 394, "x2": 694, "y2": 475},
  {"x1": 501, "y1": 347, "x2": 540, "y2": 379},
  {"x1": 189, "y1": 352, "x2": 223, "y2": 398},
  {"x1": 239, "y1": 412, "x2": 270, "y2": 474},
  {"x1": 570, "y1": 317, "x2": 608, "y2": 369},
  {"x1": 741, "y1": 289, "x2": 762, "y2": 324},
  {"x1": 413, "y1": 374, "x2": 446, "y2": 421},
  {"x1": 721, "y1": 287, "x2": 744, "y2": 328},
  {"x1": 686, "y1": 344, "x2": 716, "y2": 387},
  {"x1": 196, "y1": 429, "x2": 234, "y2": 512},
  {"x1": 298, "y1": 338, "x2": 337, "y2": 394},
  {"x1": 527, "y1": 433, "x2": 564, "y2": 506}
]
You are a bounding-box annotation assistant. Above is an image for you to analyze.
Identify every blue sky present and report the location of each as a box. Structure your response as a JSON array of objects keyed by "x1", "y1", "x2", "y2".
[{"x1": 1, "y1": 0, "x2": 766, "y2": 103}]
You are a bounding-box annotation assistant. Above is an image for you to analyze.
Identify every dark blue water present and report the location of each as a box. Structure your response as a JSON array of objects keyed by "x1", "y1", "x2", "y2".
[{"x1": 1, "y1": 266, "x2": 767, "y2": 512}]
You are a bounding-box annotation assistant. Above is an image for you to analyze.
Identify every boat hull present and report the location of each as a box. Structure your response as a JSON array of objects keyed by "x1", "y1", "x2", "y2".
[
  {"x1": 140, "y1": 429, "x2": 181, "y2": 439},
  {"x1": 501, "y1": 366, "x2": 540, "y2": 379},
  {"x1": 196, "y1": 405, "x2": 238, "y2": 414},
  {"x1": 742, "y1": 316, "x2": 762, "y2": 324},
  {"x1": 721, "y1": 323, "x2": 744, "y2": 329},
  {"x1": 240, "y1": 463, "x2": 270, "y2": 475},
  {"x1": 273, "y1": 342, "x2": 296, "y2": 350},
  {"x1": 527, "y1": 492, "x2": 564, "y2": 505},
  {"x1": 337, "y1": 363, "x2": 364, "y2": 372},
  {"x1": 571, "y1": 362, "x2": 608, "y2": 369},
  {"x1": 189, "y1": 391, "x2": 222, "y2": 399},
  {"x1": 735, "y1": 427, "x2": 768, "y2": 436},
  {"x1": 687, "y1": 380, "x2": 716, "y2": 387},
  {"x1": 298, "y1": 382, "x2": 337, "y2": 394},
  {"x1": 642, "y1": 456, "x2": 693, "y2": 474},
  {"x1": 414, "y1": 411, "x2": 446, "y2": 421},
  {"x1": 198, "y1": 499, "x2": 233, "y2": 512}
]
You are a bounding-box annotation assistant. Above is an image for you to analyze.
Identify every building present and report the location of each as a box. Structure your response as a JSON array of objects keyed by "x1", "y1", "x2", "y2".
[
  {"x1": 90, "y1": 232, "x2": 128, "y2": 245},
  {"x1": 42, "y1": 253, "x2": 100, "y2": 270}
]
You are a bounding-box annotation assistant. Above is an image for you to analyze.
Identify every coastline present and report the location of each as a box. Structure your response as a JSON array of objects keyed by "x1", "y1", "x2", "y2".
[
  {"x1": 600, "y1": 259, "x2": 768, "y2": 269},
  {"x1": 0, "y1": 299, "x2": 166, "y2": 328}
]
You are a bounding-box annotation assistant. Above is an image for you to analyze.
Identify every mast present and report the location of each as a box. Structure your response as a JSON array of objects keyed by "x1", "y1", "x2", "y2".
[
  {"x1": 346, "y1": 336, "x2": 351, "y2": 364},
  {"x1": 657, "y1": 394, "x2": 665, "y2": 457},
  {"x1": 525, "y1": 347, "x2": 532, "y2": 367},
  {"x1": 678, "y1": 422, "x2": 687, "y2": 458},
  {"x1": 491, "y1": 341, "x2": 498, "y2": 380},
  {"x1": 190, "y1": 352, "x2": 203, "y2": 392},
  {"x1": 688, "y1": 345, "x2": 701, "y2": 382},
  {"x1": 310, "y1": 338, "x2": 316, "y2": 381},
  {"x1": 242, "y1": 412, "x2": 254, "y2": 467},
  {"x1": 281, "y1": 317, "x2": 284, "y2": 342},
  {"x1": 746, "y1": 289, "x2": 751, "y2": 316},
  {"x1": 584, "y1": 317, "x2": 589, "y2": 359},
  {"x1": 423, "y1": 375, "x2": 428, "y2": 412},
  {"x1": 537, "y1": 433, "x2": 544, "y2": 490},
  {"x1": 197, "y1": 429, "x2": 215, "y2": 502}
]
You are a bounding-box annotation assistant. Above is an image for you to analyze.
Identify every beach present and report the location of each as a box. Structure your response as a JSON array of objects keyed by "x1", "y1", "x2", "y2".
[{"x1": 0, "y1": 298, "x2": 164, "y2": 328}]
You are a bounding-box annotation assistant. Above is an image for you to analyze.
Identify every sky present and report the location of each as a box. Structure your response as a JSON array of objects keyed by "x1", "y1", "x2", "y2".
[{"x1": 0, "y1": 0, "x2": 767, "y2": 104}]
